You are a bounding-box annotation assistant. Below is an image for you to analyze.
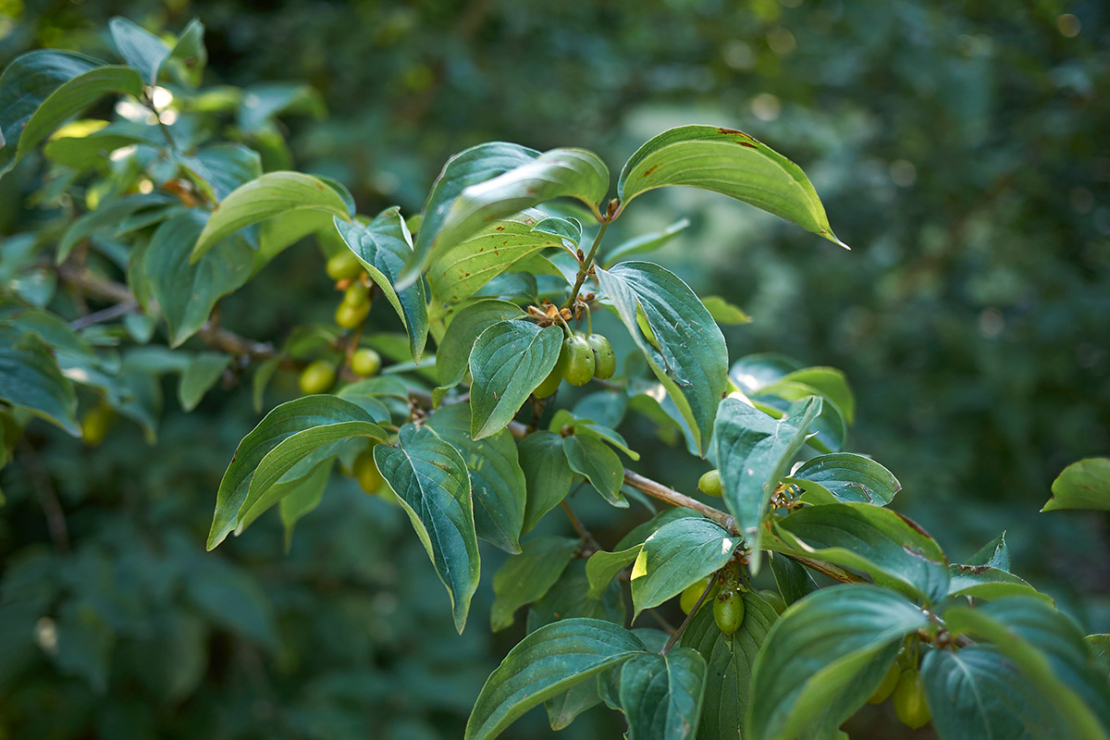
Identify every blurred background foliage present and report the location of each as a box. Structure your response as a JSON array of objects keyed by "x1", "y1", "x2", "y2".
[{"x1": 1, "y1": 0, "x2": 1108, "y2": 737}]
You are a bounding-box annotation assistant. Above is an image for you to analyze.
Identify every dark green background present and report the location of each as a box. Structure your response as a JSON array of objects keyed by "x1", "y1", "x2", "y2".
[{"x1": 1, "y1": 0, "x2": 1107, "y2": 737}]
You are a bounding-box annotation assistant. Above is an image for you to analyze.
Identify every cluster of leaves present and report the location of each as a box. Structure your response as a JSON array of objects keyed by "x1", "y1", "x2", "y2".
[{"x1": 2, "y1": 12, "x2": 1109, "y2": 740}]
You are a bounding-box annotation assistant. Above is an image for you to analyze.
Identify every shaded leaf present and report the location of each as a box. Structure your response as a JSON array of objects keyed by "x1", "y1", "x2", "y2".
[
  {"x1": 469, "y1": 320, "x2": 562, "y2": 439},
  {"x1": 563, "y1": 434, "x2": 626, "y2": 506},
  {"x1": 491, "y1": 536, "x2": 578, "y2": 631},
  {"x1": 0, "y1": 324, "x2": 79, "y2": 435},
  {"x1": 619, "y1": 649, "x2": 707, "y2": 740},
  {"x1": 519, "y1": 430, "x2": 575, "y2": 533}
]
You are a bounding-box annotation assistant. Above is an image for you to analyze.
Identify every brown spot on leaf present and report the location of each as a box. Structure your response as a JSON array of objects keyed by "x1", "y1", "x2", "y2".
[
  {"x1": 643, "y1": 164, "x2": 659, "y2": 177},
  {"x1": 717, "y1": 127, "x2": 755, "y2": 140},
  {"x1": 495, "y1": 226, "x2": 505, "y2": 231},
  {"x1": 739, "y1": 142, "x2": 757, "y2": 149}
]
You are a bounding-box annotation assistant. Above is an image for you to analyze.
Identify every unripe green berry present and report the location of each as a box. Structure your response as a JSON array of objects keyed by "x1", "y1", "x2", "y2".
[
  {"x1": 351, "y1": 348, "x2": 382, "y2": 377},
  {"x1": 558, "y1": 331, "x2": 595, "y2": 386},
  {"x1": 893, "y1": 670, "x2": 931, "y2": 729},
  {"x1": 533, "y1": 366, "x2": 562, "y2": 399},
  {"x1": 586, "y1": 333, "x2": 616, "y2": 379},
  {"x1": 680, "y1": 577, "x2": 712, "y2": 615},
  {"x1": 299, "y1": 360, "x2": 336, "y2": 394},
  {"x1": 326, "y1": 252, "x2": 363, "y2": 281},
  {"x1": 868, "y1": 661, "x2": 901, "y2": 705},
  {"x1": 81, "y1": 405, "x2": 115, "y2": 446},
  {"x1": 343, "y1": 282, "x2": 370, "y2": 309},
  {"x1": 714, "y1": 590, "x2": 745, "y2": 634},
  {"x1": 352, "y1": 446, "x2": 384, "y2": 495},
  {"x1": 335, "y1": 300, "x2": 370, "y2": 330},
  {"x1": 756, "y1": 589, "x2": 787, "y2": 615},
  {"x1": 698, "y1": 469, "x2": 723, "y2": 497}
]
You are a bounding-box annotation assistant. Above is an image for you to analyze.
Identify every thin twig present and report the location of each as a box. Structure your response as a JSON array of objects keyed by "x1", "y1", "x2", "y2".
[
  {"x1": 69, "y1": 299, "x2": 138, "y2": 330},
  {"x1": 561, "y1": 500, "x2": 601, "y2": 553}
]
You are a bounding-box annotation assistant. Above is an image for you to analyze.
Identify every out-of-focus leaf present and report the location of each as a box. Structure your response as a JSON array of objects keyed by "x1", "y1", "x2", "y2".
[
  {"x1": 490, "y1": 536, "x2": 578, "y2": 631},
  {"x1": 1042, "y1": 458, "x2": 1110, "y2": 512}
]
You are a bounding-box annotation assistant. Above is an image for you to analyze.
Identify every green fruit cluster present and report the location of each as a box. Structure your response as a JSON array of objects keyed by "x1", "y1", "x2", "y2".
[
  {"x1": 867, "y1": 651, "x2": 932, "y2": 729},
  {"x1": 534, "y1": 331, "x2": 616, "y2": 398}
]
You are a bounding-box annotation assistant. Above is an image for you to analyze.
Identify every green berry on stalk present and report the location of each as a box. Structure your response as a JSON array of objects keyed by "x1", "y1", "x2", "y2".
[
  {"x1": 558, "y1": 331, "x2": 595, "y2": 386},
  {"x1": 351, "y1": 348, "x2": 382, "y2": 377},
  {"x1": 714, "y1": 590, "x2": 745, "y2": 634},
  {"x1": 81, "y1": 405, "x2": 115, "y2": 446},
  {"x1": 343, "y1": 282, "x2": 370, "y2": 309},
  {"x1": 299, "y1": 360, "x2": 336, "y2": 394},
  {"x1": 680, "y1": 577, "x2": 712, "y2": 614},
  {"x1": 533, "y1": 366, "x2": 562, "y2": 398},
  {"x1": 868, "y1": 661, "x2": 901, "y2": 705},
  {"x1": 893, "y1": 670, "x2": 931, "y2": 729},
  {"x1": 698, "y1": 469, "x2": 723, "y2": 497},
  {"x1": 352, "y1": 446, "x2": 384, "y2": 494},
  {"x1": 335, "y1": 300, "x2": 370, "y2": 330},
  {"x1": 326, "y1": 252, "x2": 362, "y2": 281},
  {"x1": 586, "y1": 333, "x2": 616, "y2": 379}
]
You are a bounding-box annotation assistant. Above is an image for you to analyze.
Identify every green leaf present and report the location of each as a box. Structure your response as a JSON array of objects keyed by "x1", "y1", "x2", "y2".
[
  {"x1": 163, "y1": 19, "x2": 206, "y2": 87},
  {"x1": 237, "y1": 82, "x2": 325, "y2": 132},
  {"x1": 679, "y1": 592, "x2": 779, "y2": 739},
  {"x1": 52, "y1": 601, "x2": 114, "y2": 693},
  {"x1": 748, "y1": 585, "x2": 931, "y2": 740},
  {"x1": 619, "y1": 649, "x2": 707, "y2": 740},
  {"x1": 943, "y1": 597, "x2": 1110, "y2": 740},
  {"x1": 967, "y1": 531, "x2": 1011, "y2": 571},
  {"x1": 403, "y1": 145, "x2": 609, "y2": 288},
  {"x1": 465, "y1": 618, "x2": 646, "y2": 740},
  {"x1": 0, "y1": 325, "x2": 79, "y2": 435},
  {"x1": 109, "y1": 16, "x2": 170, "y2": 85},
  {"x1": 491, "y1": 536, "x2": 579, "y2": 631},
  {"x1": 207, "y1": 395, "x2": 383, "y2": 549},
  {"x1": 529, "y1": 562, "x2": 627, "y2": 632},
  {"x1": 434, "y1": 299, "x2": 525, "y2": 398},
  {"x1": 18, "y1": 66, "x2": 144, "y2": 166},
  {"x1": 713, "y1": 397, "x2": 821, "y2": 572},
  {"x1": 277, "y1": 458, "x2": 331, "y2": 551},
  {"x1": 177, "y1": 143, "x2": 262, "y2": 202},
  {"x1": 428, "y1": 210, "x2": 560, "y2": 313},
  {"x1": 145, "y1": 210, "x2": 254, "y2": 346},
  {"x1": 375, "y1": 424, "x2": 480, "y2": 633},
  {"x1": 519, "y1": 430, "x2": 575, "y2": 533},
  {"x1": 630, "y1": 517, "x2": 739, "y2": 616},
  {"x1": 191, "y1": 172, "x2": 351, "y2": 260},
  {"x1": 769, "y1": 553, "x2": 819, "y2": 606},
  {"x1": 1043, "y1": 458, "x2": 1110, "y2": 512},
  {"x1": 469, "y1": 320, "x2": 562, "y2": 439},
  {"x1": 563, "y1": 434, "x2": 627, "y2": 506},
  {"x1": 531, "y1": 216, "x2": 582, "y2": 247},
  {"x1": 617, "y1": 125, "x2": 846, "y2": 248},
  {"x1": 43, "y1": 121, "x2": 162, "y2": 170},
  {"x1": 601, "y1": 217, "x2": 690, "y2": 268},
  {"x1": 58, "y1": 192, "x2": 178, "y2": 264},
  {"x1": 947, "y1": 564, "x2": 1050, "y2": 604},
  {"x1": 586, "y1": 546, "x2": 642, "y2": 600},
  {"x1": 597, "y1": 262, "x2": 728, "y2": 455},
  {"x1": 177, "y1": 352, "x2": 229, "y2": 412},
  {"x1": 701, "y1": 295, "x2": 751, "y2": 325},
  {"x1": 1090, "y1": 635, "x2": 1110, "y2": 681},
  {"x1": 0, "y1": 50, "x2": 106, "y2": 176},
  {"x1": 921, "y1": 645, "x2": 1070, "y2": 740},
  {"x1": 774, "y1": 502, "x2": 950, "y2": 603},
  {"x1": 789, "y1": 452, "x2": 901, "y2": 506},
  {"x1": 426, "y1": 402, "x2": 527, "y2": 554},
  {"x1": 334, "y1": 209, "x2": 429, "y2": 361}
]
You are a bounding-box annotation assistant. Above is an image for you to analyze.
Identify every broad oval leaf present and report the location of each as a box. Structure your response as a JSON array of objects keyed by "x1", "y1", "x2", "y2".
[
  {"x1": 58, "y1": 191, "x2": 178, "y2": 263},
  {"x1": 434, "y1": 299, "x2": 525, "y2": 398},
  {"x1": 1043, "y1": 458, "x2": 1110, "y2": 513},
  {"x1": 465, "y1": 618, "x2": 646, "y2": 740},
  {"x1": 617, "y1": 125, "x2": 846, "y2": 248},
  {"x1": 468, "y1": 320, "x2": 562, "y2": 439},
  {"x1": 426, "y1": 402, "x2": 527, "y2": 554},
  {"x1": 109, "y1": 16, "x2": 170, "y2": 85},
  {"x1": 0, "y1": 324, "x2": 79, "y2": 435},
  {"x1": 490, "y1": 536, "x2": 578, "y2": 631},
  {"x1": 586, "y1": 546, "x2": 642, "y2": 600},
  {"x1": 403, "y1": 146, "x2": 609, "y2": 288},
  {"x1": 618, "y1": 649, "x2": 707, "y2": 740},
  {"x1": 177, "y1": 143, "x2": 262, "y2": 202},
  {"x1": 713, "y1": 396, "x2": 821, "y2": 572},
  {"x1": 519, "y1": 430, "x2": 575, "y2": 533},
  {"x1": 790, "y1": 452, "x2": 901, "y2": 506},
  {"x1": 375, "y1": 423, "x2": 480, "y2": 633},
  {"x1": 774, "y1": 502, "x2": 950, "y2": 603},
  {"x1": 747, "y1": 585, "x2": 931, "y2": 740},
  {"x1": 596, "y1": 262, "x2": 727, "y2": 456},
  {"x1": 679, "y1": 592, "x2": 779, "y2": 739},
  {"x1": 947, "y1": 563, "x2": 1050, "y2": 604},
  {"x1": 334, "y1": 209, "x2": 429, "y2": 362},
  {"x1": 563, "y1": 434, "x2": 626, "y2": 507},
  {"x1": 191, "y1": 172, "x2": 351, "y2": 260},
  {"x1": 630, "y1": 517, "x2": 740, "y2": 616},
  {"x1": 206, "y1": 395, "x2": 382, "y2": 549}
]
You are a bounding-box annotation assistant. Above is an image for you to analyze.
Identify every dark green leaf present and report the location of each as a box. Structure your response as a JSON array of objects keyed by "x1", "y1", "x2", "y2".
[
  {"x1": 563, "y1": 434, "x2": 626, "y2": 506},
  {"x1": 109, "y1": 16, "x2": 169, "y2": 85},
  {"x1": 277, "y1": 457, "x2": 332, "y2": 551},
  {"x1": 177, "y1": 143, "x2": 262, "y2": 202},
  {"x1": 490, "y1": 536, "x2": 578, "y2": 631},
  {"x1": 630, "y1": 517, "x2": 739, "y2": 615},
  {"x1": 790, "y1": 452, "x2": 901, "y2": 506},
  {"x1": 770, "y1": 553, "x2": 819, "y2": 606},
  {"x1": 0, "y1": 324, "x2": 79, "y2": 435},
  {"x1": 191, "y1": 172, "x2": 351, "y2": 260},
  {"x1": 596, "y1": 262, "x2": 728, "y2": 455},
  {"x1": 947, "y1": 564, "x2": 1049, "y2": 604},
  {"x1": 145, "y1": 210, "x2": 254, "y2": 346},
  {"x1": 465, "y1": 618, "x2": 646, "y2": 740},
  {"x1": 1043, "y1": 458, "x2": 1110, "y2": 512},
  {"x1": 59, "y1": 192, "x2": 178, "y2": 263},
  {"x1": 177, "y1": 352, "x2": 229, "y2": 412},
  {"x1": 43, "y1": 122, "x2": 162, "y2": 170},
  {"x1": 775, "y1": 502, "x2": 950, "y2": 603},
  {"x1": 434, "y1": 299, "x2": 525, "y2": 399},
  {"x1": 163, "y1": 19, "x2": 206, "y2": 87},
  {"x1": 469, "y1": 320, "x2": 562, "y2": 439},
  {"x1": 748, "y1": 585, "x2": 931, "y2": 740},
  {"x1": 519, "y1": 431, "x2": 575, "y2": 533},
  {"x1": 713, "y1": 397, "x2": 821, "y2": 572},
  {"x1": 619, "y1": 649, "x2": 707, "y2": 740},
  {"x1": 967, "y1": 531, "x2": 1011, "y2": 572},
  {"x1": 426, "y1": 402, "x2": 527, "y2": 553},
  {"x1": 375, "y1": 423, "x2": 480, "y2": 633},
  {"x1": 586, "y1": 546, "x2": 641, "y2": 600},
  {"x1": 617, "y1": 125, "x2": 846, "y2": 248}
]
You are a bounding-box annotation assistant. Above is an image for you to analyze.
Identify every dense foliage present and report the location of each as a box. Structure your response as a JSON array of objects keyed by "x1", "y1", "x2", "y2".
[{"x1": 1, "y1": 4, "x2": 1108, "y2": 739}]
